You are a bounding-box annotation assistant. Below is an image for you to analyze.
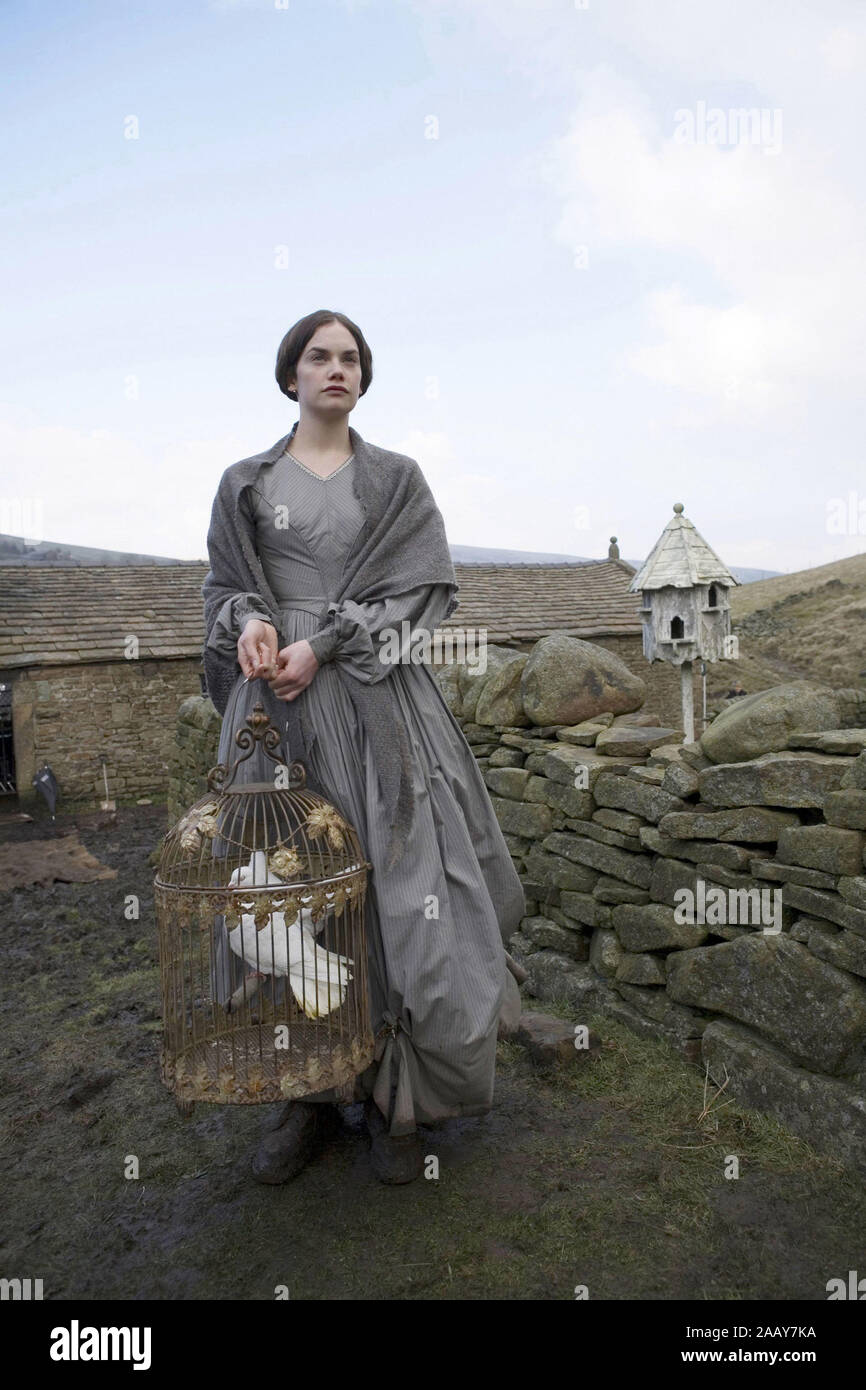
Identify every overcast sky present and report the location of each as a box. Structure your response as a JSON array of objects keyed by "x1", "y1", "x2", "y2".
[{"x1": 2, "y1": 0, "x2": 864, "y2": 574}]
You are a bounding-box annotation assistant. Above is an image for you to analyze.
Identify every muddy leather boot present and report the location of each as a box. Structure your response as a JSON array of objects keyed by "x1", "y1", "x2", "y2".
[
  {"x1": 252, "y1": 1101, "x2": 341, "y2": 1185},
  {"x1": 363, "y1": 1097, "x2": 424, "y2": 1185}
]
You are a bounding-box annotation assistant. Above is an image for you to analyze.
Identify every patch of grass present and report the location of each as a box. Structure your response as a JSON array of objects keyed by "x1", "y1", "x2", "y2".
[{"x1": 536, "y1": 1005, "x2": 843, "y2": 1175}]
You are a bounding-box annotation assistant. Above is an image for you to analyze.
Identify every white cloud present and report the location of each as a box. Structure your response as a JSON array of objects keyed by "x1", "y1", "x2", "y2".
[
  {"x1": 821, "y1": 24, "x2": 866, "y2": 71},
  {"x1": 542, "y1": 63, "x2": 866, "y2": 409},
  {"x1": 410, "y1": 1, "x2": 865, "y2": 413},
  {"x1": 394, "y1": 427, "x2": 502, "y2": 545}
]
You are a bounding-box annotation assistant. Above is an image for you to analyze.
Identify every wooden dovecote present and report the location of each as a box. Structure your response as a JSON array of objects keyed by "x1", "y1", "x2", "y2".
[{"x1": 627, "y1": 503, "x2": 739, "y2": 739}]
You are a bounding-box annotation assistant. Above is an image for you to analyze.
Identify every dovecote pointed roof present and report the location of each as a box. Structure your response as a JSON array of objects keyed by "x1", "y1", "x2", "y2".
[{"x1": 628, "y1": 504, "x2": 739, "y2": 592}]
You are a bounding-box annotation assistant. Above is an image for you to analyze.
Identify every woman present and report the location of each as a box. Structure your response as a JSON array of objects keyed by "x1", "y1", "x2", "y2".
[{"x1": 201, "y1": 310, "x2": 525, "y2": 1185}]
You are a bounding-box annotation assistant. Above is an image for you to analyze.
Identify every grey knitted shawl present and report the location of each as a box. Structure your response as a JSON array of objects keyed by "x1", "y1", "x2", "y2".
[{"x1": 201, "y1": 420, "x2": 459, "y2": 869}]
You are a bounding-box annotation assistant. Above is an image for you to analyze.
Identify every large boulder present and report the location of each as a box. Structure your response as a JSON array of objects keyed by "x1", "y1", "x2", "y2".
[
  {"x1": 475, "y1": 651, "x2": 530, "y2": 727},
  {"x1": 457, "y1": 644, "x2": 518, "y2": 721},
  {"x1": 520, "y1": 635, "x2": 645, "y2": 727},
  {"x1": 700, "y1": 681, "x2": 866, "y2": 764}
]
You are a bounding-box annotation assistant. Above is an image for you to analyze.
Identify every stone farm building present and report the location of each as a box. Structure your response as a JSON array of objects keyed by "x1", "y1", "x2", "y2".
[{"x1": 0, "y1": 554, "x2": 701, "y2": 811}]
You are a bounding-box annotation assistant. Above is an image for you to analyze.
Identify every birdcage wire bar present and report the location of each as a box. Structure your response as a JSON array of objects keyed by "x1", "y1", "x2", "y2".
[{"x1": 154, "y1": 702, "x2": 375, "y2": 1106}]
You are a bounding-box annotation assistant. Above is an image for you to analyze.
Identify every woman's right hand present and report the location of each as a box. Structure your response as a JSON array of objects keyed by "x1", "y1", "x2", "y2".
[{"x1": 237, "y1": 618, "x2": 279, "y2": 681}]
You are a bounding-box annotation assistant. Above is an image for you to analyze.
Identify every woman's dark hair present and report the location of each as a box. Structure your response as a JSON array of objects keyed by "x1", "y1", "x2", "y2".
[{"x1": 275, "y1": 310, "x2": 373, "y2": 402}]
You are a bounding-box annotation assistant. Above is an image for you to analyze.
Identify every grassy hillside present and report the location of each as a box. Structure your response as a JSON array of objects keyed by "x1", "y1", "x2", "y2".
[{"x1": 705, "y1": 550, "x2": 866, "y2": 702}]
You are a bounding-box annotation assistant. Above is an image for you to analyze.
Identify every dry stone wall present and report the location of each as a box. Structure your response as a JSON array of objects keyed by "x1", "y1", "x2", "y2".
[{"x1": 436, "y1": 644, "x2": 866, "y2": 1172}]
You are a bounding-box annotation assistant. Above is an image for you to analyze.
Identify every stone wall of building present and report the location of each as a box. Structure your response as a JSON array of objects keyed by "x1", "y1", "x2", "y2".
[{"x1": 12, "y1": 658, "x2": 203, "y2": 809}]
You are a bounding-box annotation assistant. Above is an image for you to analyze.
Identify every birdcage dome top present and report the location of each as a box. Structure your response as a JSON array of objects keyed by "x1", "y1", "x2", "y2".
[{"x1": 156, "y1": 702, "x2": 368, "y2": 898}]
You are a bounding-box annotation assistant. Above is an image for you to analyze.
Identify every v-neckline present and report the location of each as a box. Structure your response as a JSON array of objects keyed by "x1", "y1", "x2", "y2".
[{"x1": 286, "y1": 449, "x2": 355, "y2": 481}]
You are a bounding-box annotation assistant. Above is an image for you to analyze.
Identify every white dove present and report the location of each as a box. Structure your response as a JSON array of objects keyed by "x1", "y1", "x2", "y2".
[{"x1": 225, "y1": 852, "x2": 354, "y2": 1019}]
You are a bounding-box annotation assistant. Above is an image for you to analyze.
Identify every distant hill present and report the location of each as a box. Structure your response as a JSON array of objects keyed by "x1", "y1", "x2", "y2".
[
  {"x1": 707, "y1": 550, "x2": 866, "y2": 701},
  {"x1": 450, "y1": 544, "x2": 602, "y2": 565},
  {"x1": 450, "y1": 544, "x2": 777, "y2": 584},
  {"x1": 0, "y1": 535, "x2": 192, "y2": 566},
  {"x1": 725, "y1": 566, "x2": 782, "y2": 584}
]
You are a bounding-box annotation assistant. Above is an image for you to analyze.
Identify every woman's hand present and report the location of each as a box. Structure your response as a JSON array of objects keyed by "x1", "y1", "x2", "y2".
[
  {"x1": 267, "y1": 639, "x2": 320, "y2": 702},
  {"x1": 237, "y1": 618, "x2": 279, "y2": 681}
]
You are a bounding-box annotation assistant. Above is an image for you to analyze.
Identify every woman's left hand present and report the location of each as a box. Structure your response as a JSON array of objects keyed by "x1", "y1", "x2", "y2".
[{"x1": 267, "y1": 639, "x2": 320, "y2": 701}]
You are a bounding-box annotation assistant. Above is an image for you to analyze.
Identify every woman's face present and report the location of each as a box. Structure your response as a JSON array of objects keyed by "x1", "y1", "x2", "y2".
[{"x1": 290, "y1": 323, "x2": 363, "y2": 414}]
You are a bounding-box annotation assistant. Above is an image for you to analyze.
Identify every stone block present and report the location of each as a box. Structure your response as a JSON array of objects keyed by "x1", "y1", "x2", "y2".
[
  {"x1": 542, "y1": 831, "x2": 653, "y2": 889},
  {"x1": 658, "y1": 806, "x2": 800, "y2": 843},
  {"x1": 542, "y1": 780, "x2": 595, "y2": 819},
  {"x1": 593, "y1": 807, "x2": 646, "y2": 836},
  {"x1": 491, "y1": 796, "x2": 552, "y2": 839},
  {"x1": 523, "y1": 846, "x2": 598, "y2": 892},
  {"x1": 776, "y1": 824, "x2": 864, "y2": 876},
  {"x1": 824, "y1": 789, "x2": 866, "y2": 830},
  {"x1": 514, "y1": 1011, "x2": 602, "y2": 1067},
  {"x1": 698, "y1": 751, "x2": 854, "y2": 809},
  {"x1": 592, "y1": 876, "x2": 651, "y2": 905},
  {"x1": 593, "y1": 770, "x2": 687, "y2": 823},
  {"x1": 750, "y1": 857, "x2": 838, "y2": 891},
  {"x1": 484, "y1": 767, "x2": 531, "y2": 798},
  {"x1": 615, "y1": 952, "x2": 667, "y2": 985},
  {"x1": 589, "y1": 927, "x2": 623, "y2": 978},
  {"x1": 781, "y1": 883, "x2": 866, "y2": 938},
  {"x1": 612, "y1": 901, "x2": 709, "y2": 950},
  {"x1": 669, "y1": 935, "x2": 866, "y2": 1073}
]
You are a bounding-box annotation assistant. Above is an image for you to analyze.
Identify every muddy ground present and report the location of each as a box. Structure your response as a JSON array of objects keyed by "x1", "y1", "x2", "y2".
[{"x1": 1, "y1": 802, "x2": 865, "y2": 1301}]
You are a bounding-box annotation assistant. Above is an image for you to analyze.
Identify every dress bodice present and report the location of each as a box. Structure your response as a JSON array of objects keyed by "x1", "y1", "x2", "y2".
[
  {"x1": 247, "y1": 449, "x2": 365, "y2": 603},
  {"x1": 217, "y1": 444, "x2": 453, "y2": 670}
]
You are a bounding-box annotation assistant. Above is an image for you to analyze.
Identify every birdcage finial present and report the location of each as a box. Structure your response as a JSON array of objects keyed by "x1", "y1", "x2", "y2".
[{"x1": 206, "y1": 702, "x2": 306, "y2": 792}]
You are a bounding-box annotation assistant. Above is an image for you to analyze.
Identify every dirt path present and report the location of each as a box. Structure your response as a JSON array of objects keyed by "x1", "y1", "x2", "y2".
[{"x1": 1, "y1": 804, "x2": 864, "y2": 1300}]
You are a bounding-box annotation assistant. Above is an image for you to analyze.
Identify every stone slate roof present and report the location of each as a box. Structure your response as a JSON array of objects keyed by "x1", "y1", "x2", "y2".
[
  {"x1": 629, "y1": 505, "x2": 739, "y2": 592},
  {"x1": 0, "y1": 558, "x2": 641, "y2": 669},
  {"x1": 0, "y1": 564, "x2": 207, "y2": 669},
  {"x1": 445, "y1": 559, "x2": 641, "y2": 643}
]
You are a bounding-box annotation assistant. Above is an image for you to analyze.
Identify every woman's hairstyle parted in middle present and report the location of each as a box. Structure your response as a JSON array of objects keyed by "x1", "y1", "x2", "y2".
[{"x1": 274, "y1": 310, "x2": 374, "y2": 402}]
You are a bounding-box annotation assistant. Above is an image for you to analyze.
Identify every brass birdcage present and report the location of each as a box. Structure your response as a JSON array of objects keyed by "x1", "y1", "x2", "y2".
[{"x1": 154, "y1": 702, "x2": 374, "y2": 1110}]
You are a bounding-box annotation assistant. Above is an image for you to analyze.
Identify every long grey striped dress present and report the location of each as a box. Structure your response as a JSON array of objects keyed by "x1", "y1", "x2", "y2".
[{"x1": 213, "y1": 446, "x2": 526, "y2": 1135}]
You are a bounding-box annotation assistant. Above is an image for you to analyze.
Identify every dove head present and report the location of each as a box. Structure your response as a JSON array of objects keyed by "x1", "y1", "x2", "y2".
[
  {"x1": 248, "y1": 851, "x2": 271, "y2": 884},
  {"x1": 227, "y1": 851, "x2": 273, "y2": 889}
]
